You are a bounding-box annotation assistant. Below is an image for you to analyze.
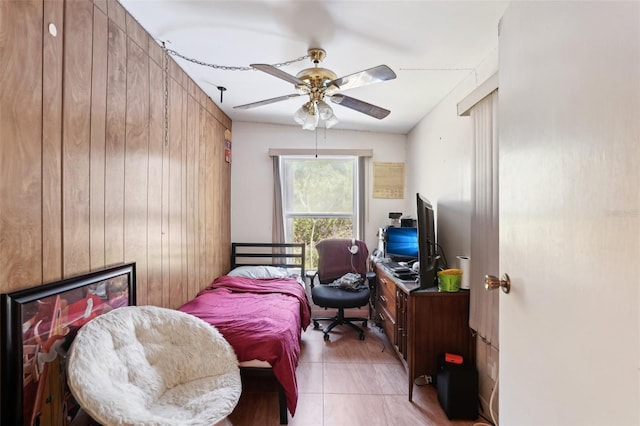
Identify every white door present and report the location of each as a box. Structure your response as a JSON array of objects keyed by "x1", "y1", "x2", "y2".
[{"x1": 498, "y1": 2, "x2": 639, "y2": 425}]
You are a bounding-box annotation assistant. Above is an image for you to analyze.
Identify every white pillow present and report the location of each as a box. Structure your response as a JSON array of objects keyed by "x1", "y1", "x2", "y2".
[{"x1": 227, "y1": 265, "x2": 290, "y2": 279}]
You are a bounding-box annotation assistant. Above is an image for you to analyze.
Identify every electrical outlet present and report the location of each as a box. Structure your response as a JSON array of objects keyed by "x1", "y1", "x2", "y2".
[{"x1": 425, "y1": 375, "x2": 433, "y2": 385}]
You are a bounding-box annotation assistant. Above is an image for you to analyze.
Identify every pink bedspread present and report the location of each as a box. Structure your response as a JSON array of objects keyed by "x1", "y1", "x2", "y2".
[{"x1": 179, "y1": 275, "x2": 311, "y2": 416}]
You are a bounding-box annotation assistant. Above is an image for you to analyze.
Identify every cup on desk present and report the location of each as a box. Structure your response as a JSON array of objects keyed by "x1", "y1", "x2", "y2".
[{"x1": 437, "y1": 269, "x2": 463, "y2": 292}]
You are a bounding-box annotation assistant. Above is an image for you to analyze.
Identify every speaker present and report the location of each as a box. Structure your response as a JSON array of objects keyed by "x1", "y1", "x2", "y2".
[
  {"x1": 436, "y1": 364, "x2": 478, "y2": 420},
  {"x1": 401, "y1": 218, "x2": 416, "y2": 227}
]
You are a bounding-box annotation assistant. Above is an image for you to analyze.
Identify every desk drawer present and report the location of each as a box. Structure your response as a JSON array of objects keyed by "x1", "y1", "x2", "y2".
[
  {"x1": 376, "y1": 301, "x2": 397, "y2": 345},
  {"x1": 377, "y1": 273, "x2": 396, "y2": 319}
]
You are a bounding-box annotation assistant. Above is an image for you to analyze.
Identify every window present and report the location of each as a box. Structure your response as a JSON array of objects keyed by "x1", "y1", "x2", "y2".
[{"x1": 280, "y1": 156, "x2": 363, "y2": 269}]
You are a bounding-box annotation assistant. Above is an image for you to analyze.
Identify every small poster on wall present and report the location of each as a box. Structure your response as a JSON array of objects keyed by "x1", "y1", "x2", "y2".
[
  {"x1": 224, "y1": 129, "x2": 232, "y2": 163},
  {"x1": 373, "y1": 162, "x2": 405, "y2": 199}
]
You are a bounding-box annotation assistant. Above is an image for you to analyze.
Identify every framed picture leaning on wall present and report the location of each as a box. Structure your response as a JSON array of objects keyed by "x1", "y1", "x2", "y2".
[{"x1": 1, "y1": 263, "x2": 136, "y2": 426}]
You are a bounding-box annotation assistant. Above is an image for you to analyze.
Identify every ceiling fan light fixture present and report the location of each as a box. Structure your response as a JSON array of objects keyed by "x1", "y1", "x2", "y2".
[
  {"x1": 294, "y1": 102, "x2": 320, "y2": 130},
  {"x1": 294, "y1": 100, "x2": 338, "y2": 130},
  {"x1": 293, "y1": 106, "x2": 307, "y2": 125},
  {"x1": 302, "y1": 110, "x2": 319, "y2": 130},
  {"x1": 325, "y1": 113, "x2": 339, "y2": 129},
  {"x1": 317, "y1": 100, "x2": 333, "y2": 120},
  {"x1": 293, "y1": 105, "x2": 308, "y2": 125}
]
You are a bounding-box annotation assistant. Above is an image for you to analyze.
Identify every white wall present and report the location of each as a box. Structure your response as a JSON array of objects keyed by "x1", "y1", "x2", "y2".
[{"x1": 230, "y1": 122, "x2": 407, "y2": 250}]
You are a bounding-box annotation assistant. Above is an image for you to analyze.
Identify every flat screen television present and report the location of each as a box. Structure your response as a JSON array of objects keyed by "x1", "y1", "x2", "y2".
[
  {"x1": 416, "y1": 193, "x2": 438, "y2": 289},
  {"x1": 384, "y1": 226, "x2": 418, "y2": 262}
]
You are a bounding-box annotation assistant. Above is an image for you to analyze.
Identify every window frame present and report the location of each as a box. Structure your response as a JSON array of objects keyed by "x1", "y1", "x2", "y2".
[{"x1": 279, "y1": 155, "x2": 363, "y2": 244}]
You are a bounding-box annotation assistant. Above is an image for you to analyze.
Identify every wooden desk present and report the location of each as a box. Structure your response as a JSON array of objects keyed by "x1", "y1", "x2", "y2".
[{"x1": 373, "y1": 262, "x2": 474, "y2": 400}]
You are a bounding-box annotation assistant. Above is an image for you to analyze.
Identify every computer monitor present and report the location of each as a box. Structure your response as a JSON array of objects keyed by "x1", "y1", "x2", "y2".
[{"x1": 384, "y1": 227, "x2": 418, "y2": 262}]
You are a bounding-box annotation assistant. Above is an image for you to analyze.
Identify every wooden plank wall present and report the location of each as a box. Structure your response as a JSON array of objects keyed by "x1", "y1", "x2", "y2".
[{"x1": 0, "y1": 0, "x2": 232, "y2": 309}]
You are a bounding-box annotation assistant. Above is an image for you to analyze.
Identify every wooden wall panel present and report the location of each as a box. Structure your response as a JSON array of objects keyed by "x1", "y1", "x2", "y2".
[
  {"x1": 0, "y1": 0, "x2": 232, "y2": 307},
  {"x1": 106, "y1": 0, "x2": 125, "y2": 30},
  {"x1": 0, "y1": 0, "x2": 43, "y2": 291},
  {"x1": 187, "y1": 78, "x2": 196, "y2": 98},
  {"x1": 182, "y1": 86, "x2": 189, "y2": 302},
  {"x1": 219, "y1": 125, "x2": 232, "y2": 275},
  {"x1": 124, "y1": 39, "x2": 149, "y2": 303},
  {"x1": 160, "y1": 75, "x2": 171, "y2": 307},
  {"x1": 168, "y1": 59, "x2": 182, "y2": 83},
  {"x1": 125, "y1": 11, "x2": 147, "y2": 51},
  {"x1": 213, "y1": 119, "x2": 224, "y2": 277},
  {"x1": 89, "y1": 7, "x2": 108, "y2": 271},
  {"x1": 223, "y1": 130, "x2": 232, "y2": 270},
  {"x1": 104, "y1": 20, "x2": 126, "y2": 266},
  {"x1": 168, "y1": 78, "x2": 184, "y2": 308},
  {"x1": 197, "y1": 106, "x2": 208, "y2": 289},
  {"x1": 191, "y1": 103, "x2": 200, "y2": 290},
  {"x1": 147, "y1": 56, "x2": 164, "y2": 306},
  {"x1": 186, "y1": 94, "x2": 198, "y2": 298},
  {"x1": 42, "y1": 0, "x2": 64, "y2": 283},
  {"x1": 147, "y1": 34, "x2": 162, "y2": 67},
  {"x1": 204, "y1": 114, "x2": 215, "y2": 283},
  {"x1": 62, "y1": 0, "x2": 93, "y2": 277},
  {"x1": 93, "y1": 0, "x2": 107, "y2": 14}
]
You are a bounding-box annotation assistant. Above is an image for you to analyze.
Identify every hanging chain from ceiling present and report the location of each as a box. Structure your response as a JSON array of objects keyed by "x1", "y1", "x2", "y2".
[
  {"x1": 160, "y1": 41, "x2": 310, "y2": 71},
  {"x1": 163, "y1": 42, "x2": 169, "y2": 148},
  {"x1": 159, "y1": 41, "x2": 309, "y2": 141}
]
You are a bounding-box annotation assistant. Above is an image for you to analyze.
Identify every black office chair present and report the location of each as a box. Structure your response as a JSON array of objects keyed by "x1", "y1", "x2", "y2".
[{"x1": 310, "y1": 238, "x2": 372, "y2": 341}]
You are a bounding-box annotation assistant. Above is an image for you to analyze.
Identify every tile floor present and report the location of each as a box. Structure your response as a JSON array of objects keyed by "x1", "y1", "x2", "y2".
[{"x1": 227, "y1": 305, "x2": 484, "y2": 426}]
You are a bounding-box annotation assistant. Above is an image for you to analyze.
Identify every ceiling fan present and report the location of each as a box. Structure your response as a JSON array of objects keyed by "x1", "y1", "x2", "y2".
[{"x1": 233, "y1": 48, "x2": 397, "y2": 130}]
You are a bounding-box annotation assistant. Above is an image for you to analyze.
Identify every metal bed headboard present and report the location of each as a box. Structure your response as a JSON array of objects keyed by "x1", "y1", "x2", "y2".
[{"x1": 231, "y1": 243, "x2": 306, "y2": 278}]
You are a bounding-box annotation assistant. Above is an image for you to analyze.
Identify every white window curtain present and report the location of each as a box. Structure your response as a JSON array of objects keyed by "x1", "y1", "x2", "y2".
[
  {"x1": 357, "y1": 156, "x2": 365, "y2": 239},
  {"x1": 272, "y1": 156, "x2": 285, "y2": 244},
  {"x1": 469, "y1": 90, "x2": 499, "y2": 348}
]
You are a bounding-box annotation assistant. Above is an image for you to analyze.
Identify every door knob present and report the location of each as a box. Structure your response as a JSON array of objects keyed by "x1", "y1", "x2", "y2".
[{"x1": 485, "y1": 274, "x2": 511, "y2": 294}]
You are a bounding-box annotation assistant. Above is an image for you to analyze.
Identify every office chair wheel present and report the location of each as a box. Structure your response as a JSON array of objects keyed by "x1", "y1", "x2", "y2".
[
  {"x1": 359, "y1": 332, "x2": 365, "y2": 341},
  {"x1": 313, "y1": 321, "x2": 320, "y2": 329},
  {"x1": 323, "y1": 333, "x2": 330, "y2": 341}
]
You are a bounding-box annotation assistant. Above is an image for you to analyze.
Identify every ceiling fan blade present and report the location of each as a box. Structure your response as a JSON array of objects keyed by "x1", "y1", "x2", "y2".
[
  {"x1": 251, "y1": 64, "x2": 310, "y2": 88},
  {"x1": 330, "y1": 94, "x2": 391, "y2": 119},
  {"x1": 328, "y1": 65, "x2": 396, "y2": 92},
  {"x1": 234, "y1": 93, "x2": 302, "y2": 110}
]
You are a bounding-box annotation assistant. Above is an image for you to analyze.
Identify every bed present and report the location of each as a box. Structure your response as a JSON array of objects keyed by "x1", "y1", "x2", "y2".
[{"x1": 178, "y1": 243, "x2": 311, "y2": 424}]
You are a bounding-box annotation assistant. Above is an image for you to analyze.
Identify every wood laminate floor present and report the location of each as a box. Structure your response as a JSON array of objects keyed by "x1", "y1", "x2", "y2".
[{"x1": 227, "y1": 304, "x2": 482, "y2": 426}]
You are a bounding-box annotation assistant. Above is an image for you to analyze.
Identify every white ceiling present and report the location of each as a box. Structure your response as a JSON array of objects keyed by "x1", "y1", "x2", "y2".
[{"x1": 120, "y1": 0, "x2": 509, "y2": 134}]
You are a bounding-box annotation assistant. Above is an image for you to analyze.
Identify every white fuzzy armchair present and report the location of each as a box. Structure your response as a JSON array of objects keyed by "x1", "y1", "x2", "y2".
[{"x1": 67, "y1": 305, "x2": 241, "y2": 426}]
